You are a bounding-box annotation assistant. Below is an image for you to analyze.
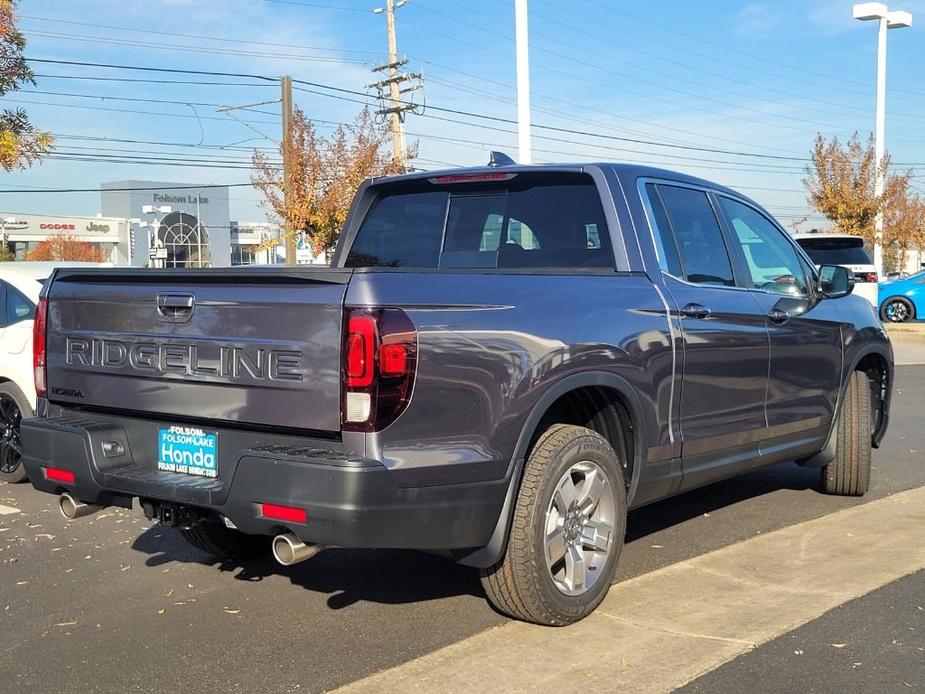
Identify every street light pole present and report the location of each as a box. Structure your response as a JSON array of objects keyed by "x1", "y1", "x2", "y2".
[
  {"x1": 853, "y1": 2, "x2": 912, "y2": 276},
  {"x1": 514, "y1": 0, "x2": 532, "y2": 164}
]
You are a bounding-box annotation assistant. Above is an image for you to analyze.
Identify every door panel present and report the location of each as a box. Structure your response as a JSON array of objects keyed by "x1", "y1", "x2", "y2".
[
  {"x1": 664, "y1": 276, "x2": 770, "y2": 487},
  {"x1": 750, "y1": 293, "x2": 842, "y2": 439},
  {"x1": 715, "y1": 195, "x2": 843, "y2": 445},
  {"x1": 642, "y1": 183, "x2": 772, "y2": 490}
]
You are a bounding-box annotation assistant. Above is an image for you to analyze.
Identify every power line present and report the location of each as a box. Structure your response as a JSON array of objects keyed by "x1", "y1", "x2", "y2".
[
  {"x1": 4, "y1": 96, "x2": 280, "y2": 126},
  {"x1": 19, "y1": 89, "x2": 280, "y2": 116},
  {"x1": 52, "y1": 133, "x2": 282, "y2": 153},
  {"x1": 521, "y1": 4, "x2": 925, "y2": 123},
  {"x1": 26, "y1": 58, "x2": 278, "y2": 82},
  {"x1": 0, "y1": 183, "x2": 258, "y2": 194},
  {"x1": 26, "y1": 58, "x2": 813, "y2": 163},
  {"x1": 597, "y1": 0, "x2": 925, "y2": 100},
  {"x1": 20, "y1": 15, "x2": 381, "y2": 56},
  {"x1": 263, "y1": 0, "x2": 371, "y2": 11},
  {"x1": 399, "y1": 12, "x2": 870, "y2": 136},
  {"x1": 22, "y1": 57, "x2": 925, "y2": 171},
  {"x1": 23, "y1": 30, "x2": 370, "y2": 65},
  {"x1": 33, "y1": 73, "x2": 277, "y2": 87}
]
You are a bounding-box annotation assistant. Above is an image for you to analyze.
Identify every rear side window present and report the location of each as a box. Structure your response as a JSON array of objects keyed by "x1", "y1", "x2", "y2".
[
  {"x1": 654, "y1": 185, "x2": 735, "y2": 287},
  {"x1": 344, "y1": 191, "x2": 446, "y2": 268},
  {"x1": 644, "y1": 183, "x2": 683, "y2": 277},
  {"x1": 7, "y1": 286, "x2": 34, "y2": 324},
  {"x1": 795, "y1": 237, "x2": 872, "y2": 266},
  {"x1": 345, "y1": 174, "x2": 613, "y2": 270}
]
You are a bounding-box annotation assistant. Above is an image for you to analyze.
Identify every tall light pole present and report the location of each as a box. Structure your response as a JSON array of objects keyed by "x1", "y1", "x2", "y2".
[
  {"x1": 514, "y1": 0, "x2": 532, "y2": 164},
  {"x1": 853, "y1": 3, "x2": 912, "y2": 276}
]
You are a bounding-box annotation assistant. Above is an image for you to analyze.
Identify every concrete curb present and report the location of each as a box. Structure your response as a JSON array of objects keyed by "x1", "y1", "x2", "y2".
[{"x1": 337, "y1": 487, "x2": 925, "y2": 693}]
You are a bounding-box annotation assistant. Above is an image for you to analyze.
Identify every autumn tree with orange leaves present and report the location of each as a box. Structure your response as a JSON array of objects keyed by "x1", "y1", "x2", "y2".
[
  {"x1": 251, "y1": 106, "x2": 411, "y2": 259},
  {"x1": 27, "y1": 234, "x2": 107, "y2": 262},
  {"x1": 0, "y1": 0, "x2": 52, "y2": 171},
  {"x1": 885, "y1": 193, "x2": 925, "y2": 272},
  {"x1": 804, "y1": 132, "x2": 924, "y2": 271}
]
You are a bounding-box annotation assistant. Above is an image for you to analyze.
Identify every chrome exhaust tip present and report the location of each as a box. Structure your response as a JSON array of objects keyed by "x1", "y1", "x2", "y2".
[
  {"x1": 59, "y1": 493, "x2": 100, "y2": 520},
  {"x1": 271, "y1": 532, "x2": 324, "y2": 566}
]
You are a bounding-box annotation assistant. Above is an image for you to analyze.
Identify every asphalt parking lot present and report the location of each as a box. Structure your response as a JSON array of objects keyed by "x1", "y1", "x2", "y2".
[{"x1": 2, "y1": 362, "x2": 923, "y2": 693}]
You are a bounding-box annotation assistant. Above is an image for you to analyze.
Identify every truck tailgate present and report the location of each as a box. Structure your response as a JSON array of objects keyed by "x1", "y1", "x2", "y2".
[{"x1": 44, "y1": 268, "x2": 350, "y2": 433}]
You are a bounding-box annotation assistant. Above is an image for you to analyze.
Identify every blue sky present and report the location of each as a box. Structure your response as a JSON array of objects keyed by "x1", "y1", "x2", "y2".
[{"x1": 5, "y1": 0, "x2": 925, "y2": 227}]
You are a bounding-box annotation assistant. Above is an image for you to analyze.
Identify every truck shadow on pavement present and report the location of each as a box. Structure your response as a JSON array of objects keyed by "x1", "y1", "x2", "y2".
[
  {"x1": 131, "y1": 529, "x2": 486, "y2": 609},
  {"x1": 129, "y1": 461, "x2": 824, "y2": 610},
  {"x1": 625, "y1": 461, "x2": 824, "y2": 542}
]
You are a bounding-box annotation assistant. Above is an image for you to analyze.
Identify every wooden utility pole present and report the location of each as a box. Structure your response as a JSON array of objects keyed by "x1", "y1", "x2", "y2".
[
  {"x1": 281, "y1": 75, "x2": 296, "y2": 265},
  {"x1": 384, "y1": 0, "x2": 404, "y2": 165},
  {"x1": 369, "y1": 0, "x2": 422, "y2": 170}
]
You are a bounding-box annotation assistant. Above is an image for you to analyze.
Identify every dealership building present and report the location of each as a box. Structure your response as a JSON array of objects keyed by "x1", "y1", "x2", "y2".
[
  {"x1": 101, "y1": 180, "x2": 233, "y2": 267},
  {"x1": 1, "y1": 181, "x2": 299, "y2": 267},
  {"x1": 0, "y1": 213, "x2": 131, "y2": 263}
]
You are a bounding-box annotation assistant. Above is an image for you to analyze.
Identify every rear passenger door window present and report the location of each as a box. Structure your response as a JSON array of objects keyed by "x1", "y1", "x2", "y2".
[{"x1": 649, "y1": 184, "x2": 735, "y2": 287}]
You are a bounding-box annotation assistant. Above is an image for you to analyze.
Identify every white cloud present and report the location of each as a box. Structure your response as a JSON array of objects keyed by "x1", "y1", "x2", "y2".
[{"x1": 733, "y1": 3, "x2": 777, "y2": 36}]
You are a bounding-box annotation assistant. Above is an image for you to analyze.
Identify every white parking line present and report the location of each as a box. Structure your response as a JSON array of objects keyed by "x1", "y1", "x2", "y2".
[{"x1": 0, "y1": 503, "x2": 20, "y2": 515}]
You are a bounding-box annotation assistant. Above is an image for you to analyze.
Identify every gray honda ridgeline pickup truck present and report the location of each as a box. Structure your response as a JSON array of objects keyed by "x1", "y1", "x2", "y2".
[{"x1": 22, "y1": 161, "x2": 892, "y2": 625}]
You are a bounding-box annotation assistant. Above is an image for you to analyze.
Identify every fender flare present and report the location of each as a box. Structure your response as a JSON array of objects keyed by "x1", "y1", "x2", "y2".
[
  {"x1": 801, "y1": 344, "x2": 893, "y2": 468},
  {"x1": 456, "y1": 370, "x2": 649, "y2": 568}
]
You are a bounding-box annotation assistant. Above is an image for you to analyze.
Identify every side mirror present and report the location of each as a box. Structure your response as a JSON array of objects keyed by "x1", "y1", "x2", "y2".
[{"x1": 818, "y1": 265, "x2": 854, "y2": 299}]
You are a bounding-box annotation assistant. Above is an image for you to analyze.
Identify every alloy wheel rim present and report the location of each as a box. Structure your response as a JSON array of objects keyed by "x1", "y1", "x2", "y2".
[
  {"x1": 887, "y1": 301, "x2": 909, "y2": 322},
  {"x1": 0, "y1": 395, "x2": 22, "y2": 475},
  {"x1": 544, "y1": 460, "x2": 615, "y2": 597}
]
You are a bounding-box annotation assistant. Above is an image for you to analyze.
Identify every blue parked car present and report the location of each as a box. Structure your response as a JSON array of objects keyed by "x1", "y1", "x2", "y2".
[{"x1": 879, "y1": 271, "x2": 925, "y2": 322}]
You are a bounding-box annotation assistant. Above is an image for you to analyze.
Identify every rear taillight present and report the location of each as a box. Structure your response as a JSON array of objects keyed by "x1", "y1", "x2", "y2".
[
  {"x1": 859, "y1": 272, "x2": 878, "y2": 283},
  {"x1": 33, "y1": 298, "x2": 48, "y2": 398},
  {"x1": 345, "y1": 316, "x2": 376, "y2": 388},
  {"x1": 342, "y1": 308, "x2": 417, "y2": 432}
]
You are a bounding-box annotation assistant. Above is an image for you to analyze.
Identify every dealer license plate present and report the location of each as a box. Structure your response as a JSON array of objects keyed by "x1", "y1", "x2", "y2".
[{"x1": 157, "y1": 426, "x2": 218, "y2": 478}]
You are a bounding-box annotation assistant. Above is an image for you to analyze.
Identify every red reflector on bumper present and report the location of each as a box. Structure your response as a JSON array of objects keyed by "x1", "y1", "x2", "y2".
[
  {"x1": 45, "y1": 466, "x2": 75, "y2": 484},
  {"x1": 260, "y1": 503, "x2": 307, "y2": 524}
]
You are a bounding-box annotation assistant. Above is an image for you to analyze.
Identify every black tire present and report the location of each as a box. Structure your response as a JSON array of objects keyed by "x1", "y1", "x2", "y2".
[
  {"x1": 0, "y1": 382, "x2": 31, "y2": 484},
  {"x1": 880, "y1": 296, "x2": 915, "y2": 323},
  {"x1": 821, "y1": 371, "x2": 872, "y2": 497},
  {"x1": 180, "y1": 522, "x2": 268, "y2": 560},
  {"x1": 480, "y1": 424, "x2": 627, "y2": 626}
]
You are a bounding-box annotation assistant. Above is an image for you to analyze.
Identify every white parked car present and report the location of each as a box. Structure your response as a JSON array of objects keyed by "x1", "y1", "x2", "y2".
[
  {"x1": 0, "y1": 262, "x2": 110, "y2": 482},
  {"x1": 792, "y1": 234, "x2": 878, "y2": 308}
]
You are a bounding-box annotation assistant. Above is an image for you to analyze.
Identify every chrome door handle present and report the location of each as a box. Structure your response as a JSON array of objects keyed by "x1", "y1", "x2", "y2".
[
  {"x1": 768, "y1": 308, "x2": 790, "y2": 324},
  {"x1": 681, "y1": 303, "x2": 711, "y2": 319}
]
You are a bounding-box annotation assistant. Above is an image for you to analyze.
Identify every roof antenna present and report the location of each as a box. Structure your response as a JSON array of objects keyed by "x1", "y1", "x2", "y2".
[{"x1": 488, "y1": 151, "x2": 516, "y2": 167}]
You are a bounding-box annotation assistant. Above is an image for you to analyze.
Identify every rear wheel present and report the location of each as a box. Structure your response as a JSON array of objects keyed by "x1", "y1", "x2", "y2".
[
  {"x1": 180, "y1": 522, "x2": 268, "y2": 560},
  {"x1": 821, "y1": 371, "x2": 872, "y2": 497},
  {"x1": 0, "y1": 383, "x2": 29, "y2": 483},
  {"x1": 480, "y1": 424, "x2": 627, "y2": 626},
  {"x1": 880, "y1": 296, "x2": 915, "y2": 323}
]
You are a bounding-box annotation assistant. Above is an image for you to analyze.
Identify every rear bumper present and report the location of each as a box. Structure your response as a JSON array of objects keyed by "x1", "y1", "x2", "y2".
[{"x1": 21, "y1": 414, "x2": 508, "y2": 551}]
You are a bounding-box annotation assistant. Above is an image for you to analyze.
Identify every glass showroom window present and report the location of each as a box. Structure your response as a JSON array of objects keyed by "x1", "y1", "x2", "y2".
[{"x1": 157, "y1": 212, "x2": 210, "y2": 268}]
